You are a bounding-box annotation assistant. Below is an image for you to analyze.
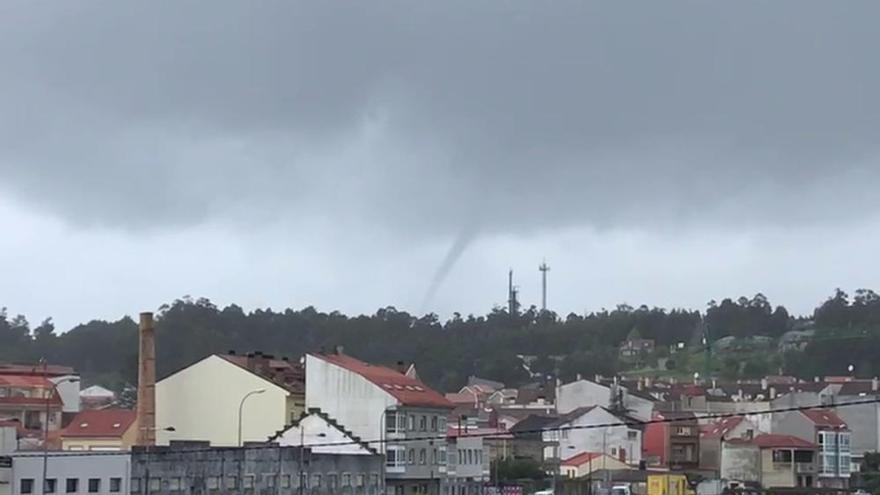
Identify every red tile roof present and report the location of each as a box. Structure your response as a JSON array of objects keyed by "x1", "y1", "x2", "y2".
[
  {"x1": 801, "y1": 409, "x2": 847, "y2": 428},
  {"x1": 0, "y1": 363, "x2": 75, "y2": 377},
  {"x1": 312, "y1": 353, "x2": 454, "y2": 409},
  {"x1": 62, "y1": 409, "x2": 137, "y2": 438},
  {"x1": 751, "y1": 434, "x2": 817, "y2": 449},
  {"x1": 0, "y1": 374, "x2": 54, "y2": 388},
  {"x1": 701, "y1": 416, "x2": 744, "y2": 439},
  {"x1": 445, "y1": 392, "x2": 478, "y2": 405},
  {"x1": 561, "y1": 451, "x2": 602, "y2": 466}
]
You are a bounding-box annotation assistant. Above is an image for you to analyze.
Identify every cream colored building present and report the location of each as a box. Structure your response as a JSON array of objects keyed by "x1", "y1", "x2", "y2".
[
  {"x1": 60, "y1": 409, "x2": 138, "y2": 451},
  {"x1": 561, "y1": 452, "x2": 631, "y2": 478},
  {"x1": 156, "y1": 352, "x2": 305, "y2": 447}
]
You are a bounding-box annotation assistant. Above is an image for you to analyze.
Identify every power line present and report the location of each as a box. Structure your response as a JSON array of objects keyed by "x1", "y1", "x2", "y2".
[{"x1": 13, "y1": 397, "x2": 880, "y2": 459}]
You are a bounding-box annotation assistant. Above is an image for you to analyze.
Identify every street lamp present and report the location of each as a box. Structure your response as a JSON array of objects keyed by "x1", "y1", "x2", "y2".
[
  {"x1": 42, "y1": 373, "x2": 79, "y2": 495},
  {"x1": 238, "y1": 389, "x2": 266, "y2": 447}
]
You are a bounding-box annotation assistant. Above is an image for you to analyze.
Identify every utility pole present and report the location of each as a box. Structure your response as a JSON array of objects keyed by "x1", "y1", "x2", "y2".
[{"x1": 539, "y1": 260, "x2": 550, "y2": 312}]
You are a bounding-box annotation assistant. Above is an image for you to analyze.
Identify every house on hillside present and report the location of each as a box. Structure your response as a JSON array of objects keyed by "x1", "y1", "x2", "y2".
[
  {"x1": 305, "y1": 351, "x2": 455, "y2": 495},
  {"x1": 156, "y1": 351, "x2": 305, "y2": 446},
  {"x1": 60, "y1": 409, "x2": 137, "y2": 451},
  {"x1": 721, "y1": 434, "x2": 818, "y2": 488}
]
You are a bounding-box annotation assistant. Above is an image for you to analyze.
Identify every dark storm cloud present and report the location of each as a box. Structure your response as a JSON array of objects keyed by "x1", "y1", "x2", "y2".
[{"x1": 1, "y1": 1, "x2": 879, "y2": 236}]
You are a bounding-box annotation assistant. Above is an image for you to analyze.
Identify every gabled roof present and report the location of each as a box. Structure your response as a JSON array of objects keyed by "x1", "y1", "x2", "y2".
[
  {"x1": 0, "y1": 363, "x2": 76, "y2": 377},
  {"x1": 312, "y1": 353, "x2": 453, "y2": 409},
  {"x1": 549, "y1": 406, "x2": 597, "y2": 428},
  {"x1": 445, "y1": 392, "x2": 479, "y2": 405},
  {"x1": 751, "y1": 434, "x2": 816, "y2": 449},
  {"x1": 838, "y1": 381, "x2": 879, "y2": 397},
  {"x1": 561, "y1": 451, "x2": 602, "y2": 466},
  {"x1": 80, "y1": 385, "x2": 115, "y2": 398},
  {"x1": 701, "y1": 416, "x2": 744, "y2": 439},
  {"x1": 0, "y1": 374, "x2": 54, "y2": 388},
  {"x1": 61, "y1": 409, "x2": 136, "y2": 438},
  {"x1": 268, "y1": 408, "x2": 378, "y2": 454},
  {"x1": 510, "y1": 414, "x2": 558, "y2": 433},
  {"x1": 800, "y1": 409, "x2": 847, "y2": 428}
]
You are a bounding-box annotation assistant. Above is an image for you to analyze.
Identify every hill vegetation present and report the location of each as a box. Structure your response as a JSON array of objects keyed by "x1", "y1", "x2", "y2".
[{"x1": 1, "y1": 289, "x2": 880, "y2": 392}]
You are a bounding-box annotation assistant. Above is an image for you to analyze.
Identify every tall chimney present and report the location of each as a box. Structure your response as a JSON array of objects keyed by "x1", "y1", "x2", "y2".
[{"x1": 136, "y1": 312, "x2": 156, "y2": 446}]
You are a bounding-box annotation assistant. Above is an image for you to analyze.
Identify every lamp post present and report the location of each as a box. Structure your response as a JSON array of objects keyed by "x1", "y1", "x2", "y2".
[
  {"x1": 41, "y1": 365, "x2": 78, "y2": 495},
  {"x1": 141, "y1": 426, "x2": 176, "y2": 495},
  {"x1": 237, "y1": 389, "x2": 266, "y2": 447}
]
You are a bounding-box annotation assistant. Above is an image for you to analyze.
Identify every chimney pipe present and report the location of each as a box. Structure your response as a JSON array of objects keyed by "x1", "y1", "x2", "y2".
[
  {"x1": 872, "y1": 377, "x2": 879, "y2": 392},
  {"x1": 136, "y1": 312, "x2": 156, "y2": 446},
  {"x1": 760, "y1": 378, "x2": 768, "y2": 391}
]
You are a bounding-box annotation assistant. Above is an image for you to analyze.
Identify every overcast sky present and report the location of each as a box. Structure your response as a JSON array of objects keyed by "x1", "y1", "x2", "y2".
[{"x1": 2, "y1": 1, "x2": 880, "y2": 330}]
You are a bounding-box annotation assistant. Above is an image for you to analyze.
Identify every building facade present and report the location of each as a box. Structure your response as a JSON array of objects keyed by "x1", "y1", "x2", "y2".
[
  {"x1": 543, "y1": 407, "x2": 642, "y2": 466},
  {"x1": 305, "y1": 352, "x2": 454, "y2": 495},
  {"x1": 156, "y1": 353, "x2": 304, "y2": 447},
  {"x1": 130, "y1": 444, "x2": 383, "y2": 495},
  {"x1": 556, "y1": 378, "x2": 654, "y2": 422},
  {"x1": 60, "y1": 409, "x2": 137, "y2": 452},
  {"x1": 643, "y1": 411, "x2": 699, "y2": 470},
  {"x1": 721, "y1": 434, "x2": 818, "y2": 489},
  {"x1": 11, "y1": 452, "x2": 130, "y2": 495},
  {"x1": 771, "y1": 409, "x2": 851, "y2": 488}
]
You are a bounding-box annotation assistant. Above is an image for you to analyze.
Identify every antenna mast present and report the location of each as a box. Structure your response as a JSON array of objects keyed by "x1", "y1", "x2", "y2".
[{"x1": 539, "y1": 260, "x2": 550, "y2": 311}]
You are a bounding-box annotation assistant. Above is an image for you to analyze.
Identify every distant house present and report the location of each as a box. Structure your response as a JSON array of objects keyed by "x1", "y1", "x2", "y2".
[
  {"x1": 509, "y1": 415, "x2": 558, "y2": 464},
  {"x1": 771, "y1": 409, "x2": 851, "y2": 488},
  {"x1": 721, "y1": 434, "x2": 818, "y2": 488},
  {"x1": 79, "y1": 385, "x2": 116, "y2": 411},
  {"x1": 561, "y1": 451, "x2": 631, "y2": 478},
  {"x1": 834, "y1": 379, "x2": 880, "y2": 467},
  {"x1": 619, "y1": 339, "x2": 655, "y2": 359},
  {"x1": 0, "y1": 373, "x2": 65, "y2": 436},
  {"x1": 60, "y1": 409, "x2": 137, "y2": 451},
  {"x1": 556, "y1": 377, "x2": 655, "y2": 421},
  {"x1": 156, "y1": 351, "x2": 305, "y2": 446}
]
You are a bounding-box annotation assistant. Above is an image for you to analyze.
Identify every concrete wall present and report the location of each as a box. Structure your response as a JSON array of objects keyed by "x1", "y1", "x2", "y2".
[
  {"x1": 771, "y1": 412, "x2": 814, "y2": 442},
  {"x1": 11, "y1": 452, "x2": 130, "y2": 495},
  {"x1": 276, "y1": 413, "x2": 374, "y2": 455},
  {"x1": 305, "y1": 354, "x2": 397, "y2": 455},
  {"x1": 556, "y1": 380, "x2": 652, "y2": 421},
  {"x1": 835, "y1": 397, "x2": 880, "y2": 458},
  {"x1": 555, "y1": 408, "x2": 642, "y2": 465},
  {"x1": 759, "y1": 449, "x2": 797, "y2": 488},
  {"x1": 49, "y1": 376, "x2": 80, "y2": 414},
  {"x1": 0, "y1": 428, "x2": 15, "y2": 455},
  {"x1": 156, "y1": 355, "x2": 291, "y2": 446},
  {"x1": 391, "y1": 407, "x2": 454, "y2": 481},
  {"x1": 720, "y1": 443, "x2": 760, "y2": 483},
  {"x1": 131, "y1": 446, "x2": 383, "y2": 495}
]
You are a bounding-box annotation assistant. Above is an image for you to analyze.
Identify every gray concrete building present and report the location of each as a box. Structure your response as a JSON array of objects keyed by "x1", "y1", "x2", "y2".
[
  {"x1": 10, "y1": 452, "x2": 130, "y2": 495},
  {"x1": 130, "y1": 443, "x2": 383, "y2": 495}
]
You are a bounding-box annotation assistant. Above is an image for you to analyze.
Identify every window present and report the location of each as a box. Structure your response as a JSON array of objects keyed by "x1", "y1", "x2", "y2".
[
  {"x1": 342, "y1": 474, "x2": 352, "y2": 487},
  {"x1": 386, "y1": 412, "x2": 401, "y2": 434},
  {"x1": 467, "y1": 449, "x2": 473, "y2": 465},
  {"x1": 370, "y1": 474, "x2": 380, "y2": 487},
  {"x1": 206, "y1": 477, "x2": 220, "y2": 490},
  {"x1": 561, "y1": 429, "x2": 569, "y2": 440},
  {"x1": 66, "y1": 478, "x2": 79, "y2": 493},
  {"x1": 386, "y1": 446, "x2": 406, "y2": 468},
  {"x1": 21, "y1": 479, "x2": 35, "y2": 495},
  {"x1": 280, "y1": 476, "x2": 291, "y2": 488},
  {"x1": 168, "y1": 478, "x2": 181, "y2": 491},
  {"x1": 628, "y1": 431, "x2": 638, "y2": 441},
  {"x1": 225, "y1": 476, "x2": 238, "y2": 489},
  {"x1": 420, "y1": 448, "x2": 427, "y2": 465},
  {"x1": 439, "y1": 417, "x2": 447, "y2": 431},
  {"x1": 109, "y1": 478, "x2": 121, "y2": 493},
  {"x1": 87, "y1": 478, "x2": 100, "y2": 493},
  {"x1": 327, "y1": 474, "x2": 338, "y2": 491},
  {"x1": 242, "y1": 476, "x2": 254, "y2": 489},
  {"x1": 420, "y1": 416, "x2": 427, "y2": 431},
  {"x1": 409, "y1": 415, "x2": 416, "y2": 431},
  {"x1": 130, "y1": 479, "x2": 141, "y2": 493},
  {"x1": 431, "y1": 417, "x2": 438, "y2": 431},
  {"x1": 439, "y1": 446, "x2": 448, "y2": 465},
  {"x1": 265, "y1": 475, "x2": 277, "y2": 487},
  {"x1": 408, "y1": 448, "x2": 416, "y2": 464},
  {"x1": 794, "y1": 450, "x2": 814, "y2": 463},
  {"x1": 773, "y1": 450, "x2": 793, "y2": 463},
  {"x1": 311, "y1": 474, "x2": 322, "y2": 488},
  {"x1": 356, "y1": 474, "x2": 366, "y2": 487},
  {"x1": 149, "y1": 479, "x2": 160, "y2": 492},
  {"x1": 45, "y1": 479, "x2": 58, "y2": 494},
  {"x1": 433, "y1": 448, "x2": 438, "y2": 465},
  {"x1": 611, "y1": 447, "x2": 618, "y2": 456}
]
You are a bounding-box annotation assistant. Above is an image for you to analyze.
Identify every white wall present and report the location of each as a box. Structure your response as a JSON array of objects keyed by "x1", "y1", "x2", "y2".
[
  {"x1": 276, "y1": 414, "x2": 374, "y2": 455},
  {"x1": 11, "y1": 453, "x2": 129, "y2": 495},
  {"x1": 0, "y1": 427, "x2": 15, "y2": 455},
  {"x1": 556, "y1": 380, "x2": 653, "y2": 421},
  {"x1": 50, "y1": 376, "x2": 81, "y2": 413},
  {"x1": 156, "y1": 355, "x2": 290, "y2": 446},
  {"x1": 557, "y1": 408, "x2": 642, "y2": 465},
  {"x1": 305, "y1": 355, "x2": 397, "y2": 453}
]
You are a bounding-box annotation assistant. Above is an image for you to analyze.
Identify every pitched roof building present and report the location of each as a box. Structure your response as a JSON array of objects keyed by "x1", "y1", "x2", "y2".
[{"x1": 60, "y1": 409, "x2": 137, "y2": 451}]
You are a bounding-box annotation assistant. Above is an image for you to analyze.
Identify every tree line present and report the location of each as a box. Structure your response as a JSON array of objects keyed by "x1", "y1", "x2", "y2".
[{"x1": 1, "y1": 289, "x2": 878, "y2": 392}]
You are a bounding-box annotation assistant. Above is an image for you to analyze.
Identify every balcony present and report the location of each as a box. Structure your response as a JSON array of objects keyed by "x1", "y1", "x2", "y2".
[{"x1": 795, "y1": 463, "x2": 815, "y2": 474}]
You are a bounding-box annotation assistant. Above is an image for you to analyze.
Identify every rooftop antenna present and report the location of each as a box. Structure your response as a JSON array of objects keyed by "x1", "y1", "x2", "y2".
[{"x1": 539, "y1": 260, "x2": 550, "y2": 312}]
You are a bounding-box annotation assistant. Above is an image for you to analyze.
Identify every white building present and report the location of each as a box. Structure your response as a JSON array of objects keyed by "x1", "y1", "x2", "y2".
[
  {"x1": 556, "y1": 378, "x2": 654, "y2": 421},
  {"x1": 10, "y1": 452, "x2": 129, "y2": 495},
  {"x1": 305, "y1": 352, "x2": 455, "y2": 495},
  {"x1": 270, "y1": 408, "x2": 377, "y2": 455},
  {"x1": 156, "y1": 352, "x2": 304, "y2": 446},
  {"x1": 543, "y1": 406, "x2": 643, "y2": 466}
]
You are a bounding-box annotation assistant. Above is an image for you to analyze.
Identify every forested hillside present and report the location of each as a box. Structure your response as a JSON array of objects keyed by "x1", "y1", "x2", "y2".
[{"x1": 1, "y1": 289, "x2": 879, "y2": 392}]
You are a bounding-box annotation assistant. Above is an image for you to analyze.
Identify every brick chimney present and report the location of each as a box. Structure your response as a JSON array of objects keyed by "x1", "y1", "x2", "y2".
[{"x1": 136, "y1": 312, "x2": 156, "y2": 446}]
